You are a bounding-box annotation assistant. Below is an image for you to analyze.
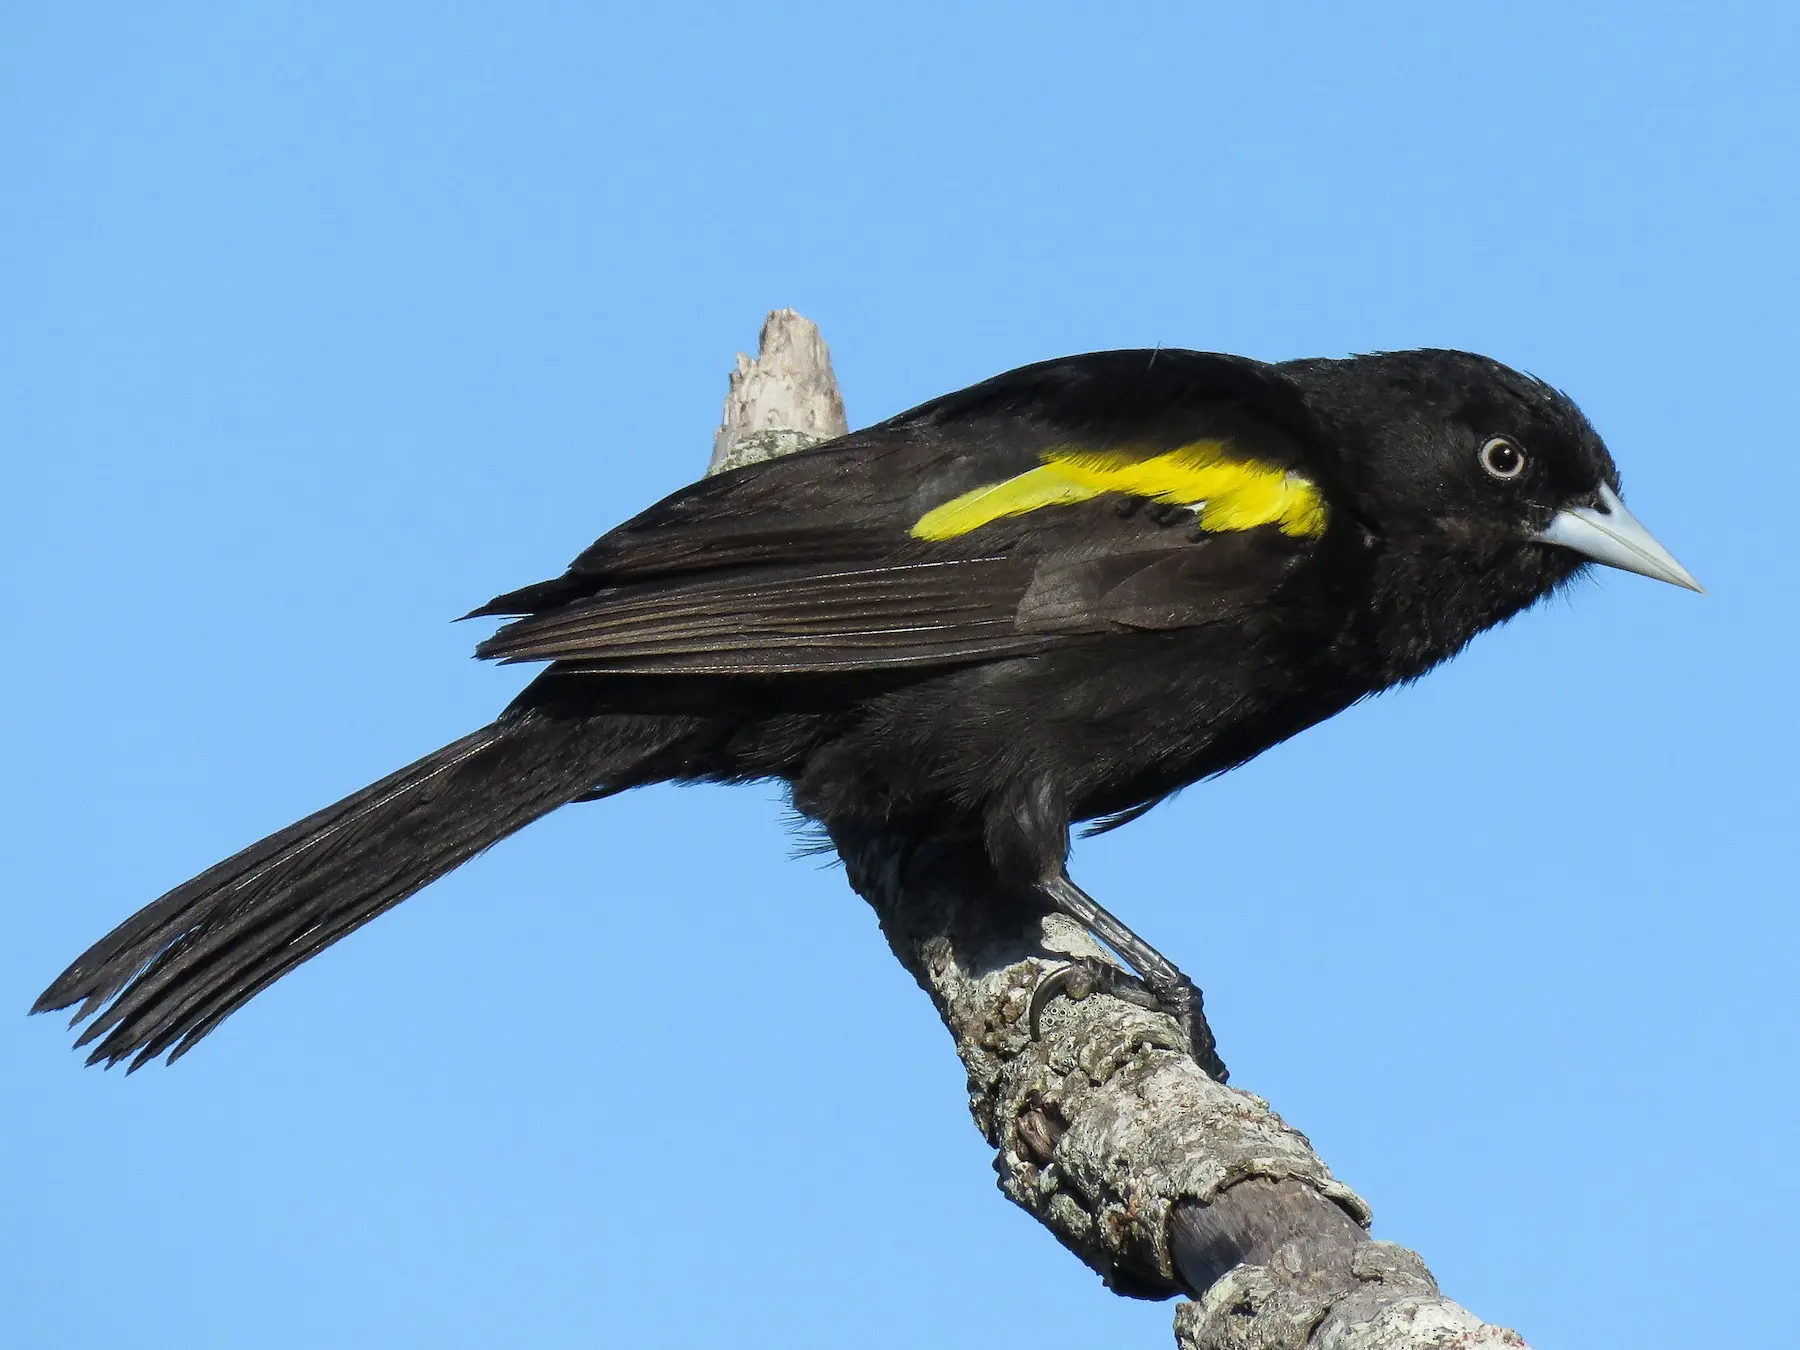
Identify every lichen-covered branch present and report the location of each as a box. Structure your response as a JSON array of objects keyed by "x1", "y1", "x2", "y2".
[{"x1": 709, "y1": 311, "x2": 1532, "y2": 1350}]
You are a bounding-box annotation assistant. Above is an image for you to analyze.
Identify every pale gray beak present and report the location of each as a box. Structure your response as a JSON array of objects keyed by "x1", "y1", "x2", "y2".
[{"x1": 1531, "y1": 482, "x2": 1703, "y2": 592}]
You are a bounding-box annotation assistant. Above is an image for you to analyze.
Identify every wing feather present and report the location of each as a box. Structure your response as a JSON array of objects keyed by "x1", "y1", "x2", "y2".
[
  {"x1": 470, "y1": 350, "x2": 1335, "y2": 677},
  {"x1": 476, "y1": 557, "x2": 1052, "y2": 674}
]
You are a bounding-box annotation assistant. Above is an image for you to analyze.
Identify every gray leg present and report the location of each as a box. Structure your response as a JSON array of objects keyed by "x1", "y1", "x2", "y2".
[{"x1": 1029, "y1": 871, "x2": 1228, "y2": 1082}]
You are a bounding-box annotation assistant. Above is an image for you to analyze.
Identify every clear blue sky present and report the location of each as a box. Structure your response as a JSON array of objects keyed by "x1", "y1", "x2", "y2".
[{"x1": 5, "y1": 4, "x2": 1795, "y2": 1346}]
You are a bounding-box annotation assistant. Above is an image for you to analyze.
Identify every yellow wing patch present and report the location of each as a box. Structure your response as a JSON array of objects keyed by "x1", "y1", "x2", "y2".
[{"x1": 911, "y1": 441, "x2": 1328, "y2": 541}]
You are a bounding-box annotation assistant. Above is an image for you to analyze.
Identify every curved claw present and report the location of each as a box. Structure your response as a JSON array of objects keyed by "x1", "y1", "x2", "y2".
[
  {"x1": 1027, "y1": 964, "x2": 1087, "y2": 1040},
  {"x1": 1026, "y1": 956, "x2": 1229, "y2": 1082},
  {"x1": 1027, "y1": 958, "x2": 1159, "y2": 1040}
]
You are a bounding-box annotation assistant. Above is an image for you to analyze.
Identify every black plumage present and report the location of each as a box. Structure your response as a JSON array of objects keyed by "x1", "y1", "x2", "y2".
[{"x1": 34, "y1": 347, "x2": 1697, "y2": 1075}]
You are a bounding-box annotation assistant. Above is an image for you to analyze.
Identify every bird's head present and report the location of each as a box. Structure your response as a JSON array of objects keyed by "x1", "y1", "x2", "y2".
[{"x1": 1281, "y1": 349, "x2": 1701, "y2": 596}]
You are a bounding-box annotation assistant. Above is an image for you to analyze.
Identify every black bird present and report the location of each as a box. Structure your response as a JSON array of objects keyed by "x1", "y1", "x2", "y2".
[{"x1": 34, "y1": 348, "x2": 1699, "y2": 1077}]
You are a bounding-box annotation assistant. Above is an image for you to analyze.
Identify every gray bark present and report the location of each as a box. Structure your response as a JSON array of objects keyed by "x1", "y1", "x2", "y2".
[
  {"x1": 708, "y1": 310, "x2": 1532, "y2": 1350},
  {"x1": 709, "y1": 308, "x2": 848, "y2": 473}
]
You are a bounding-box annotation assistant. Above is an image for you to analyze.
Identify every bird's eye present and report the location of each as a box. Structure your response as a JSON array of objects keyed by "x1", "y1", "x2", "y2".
[{"x1": 1479, "y1": 436, "x2": 1527, "y2": 480}]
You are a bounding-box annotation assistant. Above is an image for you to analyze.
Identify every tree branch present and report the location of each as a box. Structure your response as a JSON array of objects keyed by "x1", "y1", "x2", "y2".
[{"x1": 710, "y1": 310, "x2": 1531, "y2": 1350}]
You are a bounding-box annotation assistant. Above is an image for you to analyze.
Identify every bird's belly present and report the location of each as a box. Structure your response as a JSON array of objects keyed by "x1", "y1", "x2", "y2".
[
  {"x1": 787, "y1": 628, "x2": 1366, "y2": 837},
  {"x1": 1067, "y1": 677, "x2": 1365, "y2": 824}
]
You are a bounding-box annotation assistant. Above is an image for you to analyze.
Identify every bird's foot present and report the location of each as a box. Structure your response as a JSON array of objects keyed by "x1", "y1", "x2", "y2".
[
  {"x1": 1027, "y1": 956, "x2": 1161, "y2": 1037},
  {"x1": 1027, "y1": 957, "x2": 1228, "y2": 1082}
]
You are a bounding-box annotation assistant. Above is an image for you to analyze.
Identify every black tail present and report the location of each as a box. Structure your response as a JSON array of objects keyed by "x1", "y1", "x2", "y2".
[{"x1": 33, "y1": 711, "x2": 685, "y2": 1069}]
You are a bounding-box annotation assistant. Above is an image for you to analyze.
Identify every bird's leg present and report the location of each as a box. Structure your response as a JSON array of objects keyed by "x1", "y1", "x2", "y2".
[{"x1": 1028, "y1": 871, "x2": 1228, "y2": 1082}]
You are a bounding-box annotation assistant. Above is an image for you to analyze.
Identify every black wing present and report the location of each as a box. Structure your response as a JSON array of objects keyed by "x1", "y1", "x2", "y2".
[{"x1": 474, "y1": 350, "x2": 1334, "y2": 675}]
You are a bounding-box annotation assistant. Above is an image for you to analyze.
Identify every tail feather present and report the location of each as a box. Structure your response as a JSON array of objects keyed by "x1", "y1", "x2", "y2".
[{"x1": 34, "y1": 711, "x2": 686, "y2": 1069}]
